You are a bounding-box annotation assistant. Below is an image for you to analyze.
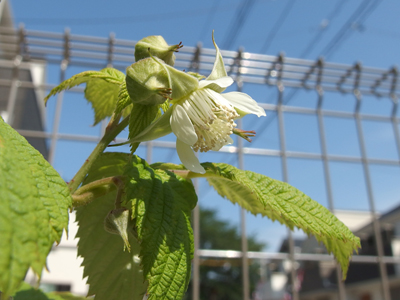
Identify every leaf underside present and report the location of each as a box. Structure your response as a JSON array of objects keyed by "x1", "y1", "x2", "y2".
[
  {"x1": 0, "y1": 119, "x2": 72, "y2": 298},
  {"x1": 45, "y1": 68, "x2": 127, "y2": 125},
  {"x1": 124, "y1": 156, "x2": 197, "y2": 300},
  {"x1": 151, "y1": 161, "x2": 361, "y2": 279},
  {"x1": 201, "y1": 162, "x2": 360, "y2": 279},
  {"x1": 76, "y1": 152, "x2": 146, "y2": 300}
]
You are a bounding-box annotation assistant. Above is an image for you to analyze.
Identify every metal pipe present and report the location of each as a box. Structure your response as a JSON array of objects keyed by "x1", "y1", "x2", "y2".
[
  {"x1": 316, "y1": 85, "x2": 347, "y2": 300},
  {"x1": 234, "y1": 52, "x2": 250, "y2": 300},
  {"x1": 275, "y1": 53, "x2": 299, "y2": 300},
  {"x1": 48, "y1": 29, "x2": 70, "y2": 165},
  {"x1": 354, "y1": 91, "x2": 392, "y2": 300}
]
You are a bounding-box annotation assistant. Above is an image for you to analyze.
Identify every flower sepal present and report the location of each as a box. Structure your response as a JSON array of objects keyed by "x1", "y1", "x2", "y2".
[{"x1": 206, "y1": 32, "x2": 228, "y2": 84}]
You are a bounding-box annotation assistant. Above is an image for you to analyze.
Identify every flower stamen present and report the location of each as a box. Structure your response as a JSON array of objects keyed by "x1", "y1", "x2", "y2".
[{"x1": 180, "y1": 88, "x2": 239, "y2": 152}]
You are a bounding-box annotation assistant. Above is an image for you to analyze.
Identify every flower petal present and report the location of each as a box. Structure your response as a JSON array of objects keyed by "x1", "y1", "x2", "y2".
[
  {"x1": 164, "y1": 63, "x2": 199, "y2": 99},
  {"x1": 171, "y1": 105, "x2": 198, "y2": 146},
  {"x1": 176, "y1": 138, "x2": 205, "y2": 174},
  {"x1": 131, "y1": 107, "x2": 173, "y2": 143},
  {"x1": 199, "y1": 76, "x2": 234, "y2": 91},
  {"x1": 222, "y1": 92, "x2": 266, "y2": 117}
]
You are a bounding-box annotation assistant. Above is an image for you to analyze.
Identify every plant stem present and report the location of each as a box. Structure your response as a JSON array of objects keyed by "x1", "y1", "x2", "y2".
[
  {"x1": 68, "y1": 115, "x2": 129, "y2": 194},
  {"x1": 72, "y1": 176, "x2": 124, "y2": 207}
]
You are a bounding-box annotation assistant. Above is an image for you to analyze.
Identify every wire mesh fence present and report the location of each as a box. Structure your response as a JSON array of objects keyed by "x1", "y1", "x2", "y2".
[{"x1": 1, "y1": 25, "x2": 400, "y2": 300}]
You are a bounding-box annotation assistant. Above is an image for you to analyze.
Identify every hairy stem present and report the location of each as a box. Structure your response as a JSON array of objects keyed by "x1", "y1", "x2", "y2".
[
  {"x1": 68, "y1": 115, "x2": 129, "y2": 194},
  {"x1": 72, "y1": 176, "x2": 124, "y2": 207},
  {"x1": 112, "y1": 176, "x2": 125, "y2": 209}
]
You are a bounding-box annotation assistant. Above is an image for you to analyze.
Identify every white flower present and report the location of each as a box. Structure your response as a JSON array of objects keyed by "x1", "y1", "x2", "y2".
[
  {"x1": 170, "y1": 76, "x2": 265, "y2": 174},
  {"x1": 126, "y1": 33, "x2": 266, "y2": 174}
]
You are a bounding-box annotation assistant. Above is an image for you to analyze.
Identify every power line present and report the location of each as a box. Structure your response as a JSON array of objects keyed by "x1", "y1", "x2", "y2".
[
  {"x1": 223, "y1": 0, "x2": 257, "y2": 50},
  {"x1": 199, "y1": 0, "x2": 223, "y2": 42},
  {"x1": 260, "y1": 0, "x2": 296, "y2": 54},
  {"x1": 321, "y1": 0, "x2": 382, "y2": 59},
  {"x1": 299, "y1": 0, "x2": 348, "y2": 59},
  {"x1": 249, "y1": 0, "x2": 382, "y2": 146}
]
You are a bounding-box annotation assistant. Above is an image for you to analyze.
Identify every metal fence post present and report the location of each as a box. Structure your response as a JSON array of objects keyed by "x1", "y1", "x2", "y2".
[
  {"x1": 353, "y1": 64, "x2": 392, "y2": 300},
  {"x1": 48, "y1": 28, "x2": 70, "y2": 165}
]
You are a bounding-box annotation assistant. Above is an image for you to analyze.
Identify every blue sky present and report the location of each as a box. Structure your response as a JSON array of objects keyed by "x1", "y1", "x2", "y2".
[{"x1": 9, "y1": 0, "x2": 400, "y2": 251}]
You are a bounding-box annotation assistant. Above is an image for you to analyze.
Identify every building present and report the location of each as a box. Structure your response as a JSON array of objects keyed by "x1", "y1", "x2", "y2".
[
  {"x1": 256, "y1": 207, "x2": 400, "y2": 300},
  {"x1": 0, "y1": 0, "x2": 48, "y2": 159}
]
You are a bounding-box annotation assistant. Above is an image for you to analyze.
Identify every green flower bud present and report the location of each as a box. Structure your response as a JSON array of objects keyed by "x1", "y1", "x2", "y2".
[
  {"x1": 104, "y1": 208, "x2": 135, "y2": 252},
  {"x1": 135, "y1": 35, "x2": 182, "y2": 66},
  {"x1": 126, "y1": 56, "x2": 199, "y2": 105},
  {"x1": 126, "y1": 57, "x2": 171, "y2": 105}
]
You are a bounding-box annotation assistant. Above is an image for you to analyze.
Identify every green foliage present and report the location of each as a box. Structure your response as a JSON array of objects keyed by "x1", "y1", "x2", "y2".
[
  {"x1": 1, "y1": 33, "x2": 362, "y2": 300},
  {"x1": 76, "y1": 152, "x2": 146, "y2": 300},
  {"x1": 85, "y1": 78, "x2": 120, "y2": 125},
  {"x1": 115, "y1": 82, "x2": 133, "y2": 117},
  {"x1": 0, "y1": 119, "x2": 72, "y2": 298},
  {"x1": 14, "y1": 282, "x2": 87, "y2": 300},
  {"x1": 201, "y1": 162, "x2": 361, "y2": 279},
  {"x1": 128, "y1": 104, "x2": 161, "y2": 153},
  {"x1": 44, "y1": 68, "x2": 126, "y2": 125},
  {"x1": 45, "y1": 292, "x2": 88, "y2": 300},
  {"x1": 124, "y1": 156, "x2": 197, "y2": 300}
]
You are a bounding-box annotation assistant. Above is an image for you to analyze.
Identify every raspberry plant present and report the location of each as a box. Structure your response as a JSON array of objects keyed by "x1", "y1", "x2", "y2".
[{"x1": 0, "y1": 34, "x2": 360, "y2": 300}]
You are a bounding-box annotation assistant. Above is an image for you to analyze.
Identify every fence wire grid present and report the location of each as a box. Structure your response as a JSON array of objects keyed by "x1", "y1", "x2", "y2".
[{"x1": 1, "y1": 25, "x2": 400, "y2": 300}]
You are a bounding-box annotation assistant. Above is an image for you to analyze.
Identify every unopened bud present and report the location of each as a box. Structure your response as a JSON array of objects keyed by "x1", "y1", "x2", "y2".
[
  {"x1": 104, "y1": 208, "x2": 135, "y2": 252},
  {"x1": 135, "y1": 35, "x2": 182, "y2": 66},
  {"x1": 126, "y1": 56, "x2": 199, "y2": 105},
  {"x1": 126, "y1": 57, "x2": 171, "y2": 105}
]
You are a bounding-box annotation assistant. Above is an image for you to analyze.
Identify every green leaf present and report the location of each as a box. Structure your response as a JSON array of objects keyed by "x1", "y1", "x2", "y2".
[
  {"x1": 150, "y1": 162, "x2": 186, "y2": 171},
  {"x1": 81, "y1": 68, "x2": 126, "y2": 125},
  {"x1": 14, "y1": 282, "x2": 87, "y2": 300},
  {"x1": 76, "y1": 152, "x2": 146, "y2": 300},
  {"x1": 46, "y1": 292, "x2": 88, "y2": 300},
  {"x1": 45, "y1": 68, "x2": 125, "y2": 125},
  {"x1": 201, "y1": 163, "x2": 361, "y2": 279},
  {"x1": 14, "y1": 282, "x2": 53, "y2": 300},
  {"x1": 84, "y1": 78, "x2": 120, "y2": 125},
  {"x1": 44, "y1": 68, "x2": 124, "y2": 104},
  {"x1": 0, "y1": 119, "x2": 72, "y2": 298},
  {"x1": 115, "y1": 82, "x2": 133, "y2": 118},
  {"x1": 125, "y1": 156, "x2": 197, "y2": 300},
  {"x1": 128, "y1": 104, "x2": 161, "y2": 153},
  {"x1": 126, "y1": 106, "x2": 173, "y2": 147},
  {"x1": 83, "y1": 69, "x2": 123, "y2": 125}
]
